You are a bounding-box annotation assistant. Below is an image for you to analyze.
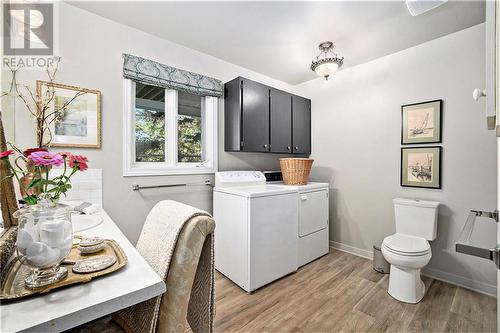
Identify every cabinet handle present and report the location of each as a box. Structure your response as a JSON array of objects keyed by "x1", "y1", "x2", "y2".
[
  {"x1": 294, "y1": 146, "x2": 299, "y2": 151},
  {"x1": 287, "y1": 146, "x2": 291, "y2": 151},
  {"x1": 301, "y1": 195, "x2": 307, "y2": 201},
  {"x1": 263, "y1": 144, "x2": 269, "y2": 149}
]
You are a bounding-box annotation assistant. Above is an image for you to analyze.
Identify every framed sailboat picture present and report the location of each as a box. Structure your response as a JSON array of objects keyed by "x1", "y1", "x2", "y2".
[
  {"x1": 401, "y1": 100, "x2": 442, "y2": 144},
  {"x1": 401, "y1": 146, "x2": 441, "y2": 189}
]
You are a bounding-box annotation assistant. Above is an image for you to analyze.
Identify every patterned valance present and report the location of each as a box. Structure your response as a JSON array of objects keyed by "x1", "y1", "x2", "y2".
[{"x1": 123, "y1": 53, "x2": 223, "y2": 97}]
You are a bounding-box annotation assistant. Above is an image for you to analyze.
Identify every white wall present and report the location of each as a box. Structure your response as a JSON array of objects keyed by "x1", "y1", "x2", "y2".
[
  {"x1": 10, "y1": 3, "x2": 297, "y2": 244},
  {"x1": 296, "y1": 23, "x2": 497, "y2": 295}
]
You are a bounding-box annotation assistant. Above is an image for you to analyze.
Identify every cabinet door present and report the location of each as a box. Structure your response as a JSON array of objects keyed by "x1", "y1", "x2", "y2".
[
  {"x1": 224, "y1": 78, "x2": 243, "y2": 151},
  {"x1": 270, "y1": 89, "x2": 292, "y2": 153},
  {"x1": 292, "y1": 96, "x2": 311, "y2": 154},
  {"x1": 242, "y1": 79, "x2": 270, "y2": 152},
  {"x1": 485, "y1": 1, "x2": 497, "y2": 132}
]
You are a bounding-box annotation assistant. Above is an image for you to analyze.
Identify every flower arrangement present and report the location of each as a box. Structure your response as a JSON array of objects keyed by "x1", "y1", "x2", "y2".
[
  {"x1": 1, "y1": 57, "x2": 86, "y2": 226},
  {"x1": 0, "y1": 148, "x2": 88, "y2": 206}
]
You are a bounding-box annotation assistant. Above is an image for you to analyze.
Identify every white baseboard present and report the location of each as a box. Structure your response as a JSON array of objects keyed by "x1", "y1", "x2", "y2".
[
  {"x1": 329, "y1": 240, "x2": 373, "y2": 260},
  {"x1": 329, "y1": 240, "x2": 496, "y2": 297},
  {"x1": 421, "y1": 267, "x2": 496, "y2": 297}
]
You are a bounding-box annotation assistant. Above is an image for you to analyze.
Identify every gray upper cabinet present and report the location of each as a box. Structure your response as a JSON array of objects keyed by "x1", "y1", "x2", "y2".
[
  {"x1": 270, "y1": 89, "x2": 292, "y2": 153},
  {"x1": 292, "y1": 95, "x2": 311, "y2": 155},
  {"x1": 241, "y1": 78, "x2": 270, "y2": 152},
  {"x1": 224, "y1": 78, "x2": 242, "y2": 152},
  {"x1": 224, "y1": 76, "x2": 310, "y2": 154}
]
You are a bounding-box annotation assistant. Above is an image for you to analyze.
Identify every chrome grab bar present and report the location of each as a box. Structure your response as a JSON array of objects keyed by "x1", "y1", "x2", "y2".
[
  {"x1": 132, "y1": 179, "x2": 212, "y2": 191},
  {"x1": 455, "y1": 209, "x2": 500, "y2": 268}
]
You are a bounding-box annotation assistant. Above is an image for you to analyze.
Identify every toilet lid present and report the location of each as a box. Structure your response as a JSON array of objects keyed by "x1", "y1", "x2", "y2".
[{"x1": 383, "y1": 233, "x2": 430, "y2": 255}]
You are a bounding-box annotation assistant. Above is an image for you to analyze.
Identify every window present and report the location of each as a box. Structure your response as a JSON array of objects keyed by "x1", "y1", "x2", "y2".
[
  {"x1": 135, "y1": 84, "x2": 166, "y2": 163},
  {"x1": 177, "y1": 91, "x2": 203, "y2": 163},
  {"x1": 123, "y1": 80, "x2": 218, "y2": 176}
]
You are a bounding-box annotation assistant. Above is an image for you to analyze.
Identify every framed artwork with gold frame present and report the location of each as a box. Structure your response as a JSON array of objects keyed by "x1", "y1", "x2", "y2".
[{"x1": 37, "y1": 81, "x2": 101, "y2": 148}]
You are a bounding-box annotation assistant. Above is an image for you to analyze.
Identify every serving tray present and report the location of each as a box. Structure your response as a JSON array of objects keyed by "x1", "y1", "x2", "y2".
[{"x1": 0, "y1": 239, "x2": 127, "y2": 302}]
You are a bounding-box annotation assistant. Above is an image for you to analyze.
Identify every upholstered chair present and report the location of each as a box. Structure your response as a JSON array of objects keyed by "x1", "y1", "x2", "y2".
[{"x1": 69, "y1": 206, "x2": 216, "y2": 333}]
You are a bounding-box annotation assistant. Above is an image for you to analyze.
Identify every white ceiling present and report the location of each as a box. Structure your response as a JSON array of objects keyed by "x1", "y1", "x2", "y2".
[{"x1": 69, "y1": 1, "x2": 485, "y2": 85}]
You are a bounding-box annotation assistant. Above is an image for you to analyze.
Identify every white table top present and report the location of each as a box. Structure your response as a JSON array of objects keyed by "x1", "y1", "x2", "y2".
[{"x1": 1, "y1": 210, "x2": 166, "y2": 333}]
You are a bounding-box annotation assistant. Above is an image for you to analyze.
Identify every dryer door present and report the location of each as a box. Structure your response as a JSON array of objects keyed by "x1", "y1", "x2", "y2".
[{"x1": 299, "y1": 189, "x2": 329, "y2": 237}]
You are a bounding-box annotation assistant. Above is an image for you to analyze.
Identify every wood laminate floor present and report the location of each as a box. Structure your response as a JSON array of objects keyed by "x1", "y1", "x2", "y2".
[{"x1": 214, "y1": 249, "x2": 496, "y2": 333}]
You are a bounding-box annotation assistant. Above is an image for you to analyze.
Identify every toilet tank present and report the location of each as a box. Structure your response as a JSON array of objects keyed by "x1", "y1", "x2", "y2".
[{"x1": 393, "y1": 198, "x2": 440, "y2": 240}]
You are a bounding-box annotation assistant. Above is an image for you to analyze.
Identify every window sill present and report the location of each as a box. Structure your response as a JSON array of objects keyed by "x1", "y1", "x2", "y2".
[{"x1": 123, "y1": 168, "x2": 217, "y2": 177}]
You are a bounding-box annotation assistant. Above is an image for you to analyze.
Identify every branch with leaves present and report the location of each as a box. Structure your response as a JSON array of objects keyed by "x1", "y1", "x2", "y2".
[{"x1": 2, "y1": 57, "x2": 87, "y2": 148}]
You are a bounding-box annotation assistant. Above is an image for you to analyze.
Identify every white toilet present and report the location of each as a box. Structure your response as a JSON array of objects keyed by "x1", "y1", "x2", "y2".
[{"x1": 382, "y1": 198, "x2": 439, "y2": 304}]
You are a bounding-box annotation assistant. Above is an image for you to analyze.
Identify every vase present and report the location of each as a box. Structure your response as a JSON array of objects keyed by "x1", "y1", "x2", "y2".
[{"x1": 13, "y1": 194, "x2": 72, "y2": 288}]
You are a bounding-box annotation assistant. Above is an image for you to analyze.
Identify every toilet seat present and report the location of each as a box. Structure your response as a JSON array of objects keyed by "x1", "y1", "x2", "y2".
[
  {"x1": 382, "y1": 244, "x2": 431, "y2": 258},
  {"x1": 382, "y1": 233, "x2": 430, "y2": 256}
]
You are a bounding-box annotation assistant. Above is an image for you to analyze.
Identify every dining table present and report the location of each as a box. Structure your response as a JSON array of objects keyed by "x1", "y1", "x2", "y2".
[{"x1": 0, "y1": 209, "x2": 166, "y2": 333}]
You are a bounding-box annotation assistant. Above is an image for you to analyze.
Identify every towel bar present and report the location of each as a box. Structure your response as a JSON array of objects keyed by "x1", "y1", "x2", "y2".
[{"x1": 132, "y1": 179, "x2": 212, "y2": 191}]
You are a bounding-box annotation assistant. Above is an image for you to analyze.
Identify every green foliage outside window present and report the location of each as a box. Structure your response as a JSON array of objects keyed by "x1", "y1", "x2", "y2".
[
  {"x1": 135, "y1": 109, "x2": 202, "y2": 163},
  {"x1": 135, "y1": 108, "x2": 165, "y2": 162},
  {"x1": 178, "y1": 115, "x2": 202, "y2": 162}
]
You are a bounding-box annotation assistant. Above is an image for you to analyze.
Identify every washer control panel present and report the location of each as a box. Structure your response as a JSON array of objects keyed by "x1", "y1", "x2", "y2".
[{"x1": 215, "y1": 171, "x2": 266, "y2": 188}]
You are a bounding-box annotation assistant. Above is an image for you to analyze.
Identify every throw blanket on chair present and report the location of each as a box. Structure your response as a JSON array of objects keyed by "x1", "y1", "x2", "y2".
[{"x1": 113, "y1": 200, "x2": 214, "y2": 333}]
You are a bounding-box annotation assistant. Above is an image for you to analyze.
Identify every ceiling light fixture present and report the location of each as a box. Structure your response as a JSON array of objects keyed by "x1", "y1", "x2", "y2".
[
  {"x1": 310, "y1": 41, "x2": 344, "y2": 80},
  {"x1": 405, "y1": 0, "x2": 447, "y2": 16}
]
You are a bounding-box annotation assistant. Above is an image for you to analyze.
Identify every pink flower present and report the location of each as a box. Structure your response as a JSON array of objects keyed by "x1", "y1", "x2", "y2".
[
  {"x1": 23, "y1": 147, "x2": 47, "y2": 158},
  {"x1": 0, "y1": 150, "x2": 14, "y2": 159},
  {"x1": 28, "y1": 151, "x2": 64, "y2": 167},
  {"x1": 68, "y1": 155, "x2": 88, "y2": 171},
  {"x1": 58, "y1": 152, "x2": 72, "y2": 158}
]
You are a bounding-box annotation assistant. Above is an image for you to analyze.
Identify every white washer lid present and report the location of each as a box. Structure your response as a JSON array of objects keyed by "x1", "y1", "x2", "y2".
[{"x1": 383, "y1": 233, "x2": 430, "y2": 254}]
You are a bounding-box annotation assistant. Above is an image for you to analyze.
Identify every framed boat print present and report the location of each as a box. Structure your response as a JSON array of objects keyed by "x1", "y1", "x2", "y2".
[
  {"x1": 401, "y1": 146, "x2": 441, "y2": 189},
  {"x1": 401, "y1": 99, "x2": 442, "y2": 145},
  {"x1": 37, "y1": 81, "x2": 101, "y2": 148}
]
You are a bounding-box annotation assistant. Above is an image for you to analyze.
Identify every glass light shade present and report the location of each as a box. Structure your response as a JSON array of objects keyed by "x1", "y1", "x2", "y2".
[{"x1": 314, "y1": 62, "x2": 339, "y2": 78}]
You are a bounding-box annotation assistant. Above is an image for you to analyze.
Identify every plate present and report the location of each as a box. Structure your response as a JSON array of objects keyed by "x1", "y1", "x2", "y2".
[{"x1": 72, "y1": 214, "x2": 103, "y2": 232}]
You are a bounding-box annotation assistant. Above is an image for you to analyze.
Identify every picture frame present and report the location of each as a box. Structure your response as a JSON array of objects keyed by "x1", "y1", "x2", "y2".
[
  {"x1": 401, "y1": 146, "x2": 441, "y2": 189},
  {"x1": 37, "y1": 81, "x2": 101, "y2": 148},
  {"x1": 401, "y1": 99, "x2": 442, "y2": 145}
]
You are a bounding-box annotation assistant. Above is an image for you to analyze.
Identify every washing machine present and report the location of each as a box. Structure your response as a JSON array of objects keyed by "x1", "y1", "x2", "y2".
[{"x1": 213, "y1": 171, "x2": 298, "y2": 292}]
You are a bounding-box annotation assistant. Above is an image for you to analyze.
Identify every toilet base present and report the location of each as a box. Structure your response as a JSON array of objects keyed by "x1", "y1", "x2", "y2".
[{"x1": 388, "y1": 265, "x2": 425, "y2": 304}]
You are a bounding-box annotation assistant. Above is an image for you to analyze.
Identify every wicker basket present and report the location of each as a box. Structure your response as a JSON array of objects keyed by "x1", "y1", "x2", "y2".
[{"x1": 279, "y1": 158, "x2": 314, "y2": 185}]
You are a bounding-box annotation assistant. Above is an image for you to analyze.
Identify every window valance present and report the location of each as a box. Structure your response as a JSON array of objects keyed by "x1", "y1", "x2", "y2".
[{"x1": 122, "y1": 53, "x2": 223, "y2": 97}]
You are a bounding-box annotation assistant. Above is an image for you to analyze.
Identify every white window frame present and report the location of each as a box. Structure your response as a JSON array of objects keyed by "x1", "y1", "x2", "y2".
[{"x1": 123, "y1": 79, "x2": 218, "y2": 176}]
